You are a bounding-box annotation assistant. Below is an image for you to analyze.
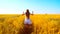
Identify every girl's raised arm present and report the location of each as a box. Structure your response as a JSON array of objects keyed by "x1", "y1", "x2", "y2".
[
  {"x1": 31, "y1": 11, "x2": 34, "y2": 15},
  {"x1": 22, "y1": 11, "x2": 25, "y2": 15}
]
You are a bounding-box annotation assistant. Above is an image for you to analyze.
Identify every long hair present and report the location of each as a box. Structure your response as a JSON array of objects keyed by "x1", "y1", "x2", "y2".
[
  {"x1": 26, "y1": 9, "x2": 30, "y2": 13},
  {"x1": 26, "y1": 9, "x2": 30, "y2": 19}
]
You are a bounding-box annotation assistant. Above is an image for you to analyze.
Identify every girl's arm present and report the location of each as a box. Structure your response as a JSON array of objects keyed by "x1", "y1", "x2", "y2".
[
  {"x1": 22, "y1": 11, "x2": 25, "y2": 15},
  {"x1": 31, "y1": 11, "x2": 34, "y2": 15}
]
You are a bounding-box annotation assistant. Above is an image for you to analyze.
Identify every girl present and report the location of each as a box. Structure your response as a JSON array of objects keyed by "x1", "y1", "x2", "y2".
[
  {"x1": 24, "y1": 9, "x2": 32, "y2": 25},
  {"x1": 22, "y1": 9, "x2": 34, "y2": 34}
]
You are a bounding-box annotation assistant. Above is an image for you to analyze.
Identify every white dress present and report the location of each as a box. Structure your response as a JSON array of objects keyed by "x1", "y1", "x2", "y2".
[{"x1": 24, "y1": 17, "x2": 32, "y2": 24}]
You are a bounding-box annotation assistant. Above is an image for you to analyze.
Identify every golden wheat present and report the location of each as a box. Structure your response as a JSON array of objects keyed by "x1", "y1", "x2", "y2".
[{"x1": 0, "y1": 14, "x2": 60, "y2": 34}]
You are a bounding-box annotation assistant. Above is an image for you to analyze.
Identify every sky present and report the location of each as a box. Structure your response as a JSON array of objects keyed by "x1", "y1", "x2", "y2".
[{"x1": 0, "y1": 0, "x2": 60, "y2": 14}]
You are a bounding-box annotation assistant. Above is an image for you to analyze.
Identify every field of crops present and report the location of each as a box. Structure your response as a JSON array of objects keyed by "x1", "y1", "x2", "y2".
[{"x1": 0, "y1": 14, "x2": 60, "y2": 34}]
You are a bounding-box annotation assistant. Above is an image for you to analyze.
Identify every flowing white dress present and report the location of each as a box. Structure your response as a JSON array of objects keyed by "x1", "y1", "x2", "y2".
[{"x1": 24, "y1": 17, "x2": 32, "y2": 24}]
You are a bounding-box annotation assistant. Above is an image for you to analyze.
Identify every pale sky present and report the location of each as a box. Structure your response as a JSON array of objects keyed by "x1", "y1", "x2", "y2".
[{"x1": 0, "y1": 0, "x2": 60, "y2": 14}]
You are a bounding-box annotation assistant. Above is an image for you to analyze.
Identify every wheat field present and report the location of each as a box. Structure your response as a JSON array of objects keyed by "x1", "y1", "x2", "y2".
[{"x1": 0, "y1": 14, "x2": 60, "y2": 34}]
